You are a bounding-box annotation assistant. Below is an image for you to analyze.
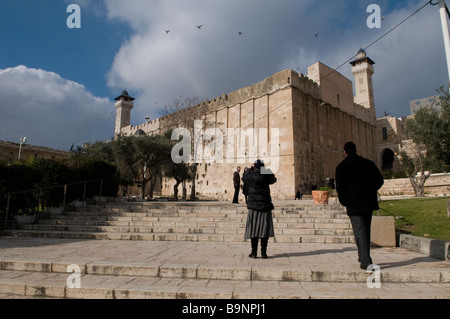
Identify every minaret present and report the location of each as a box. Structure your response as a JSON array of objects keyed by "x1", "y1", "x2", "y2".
[
  {"x1": 114, "y1": 90, "x2": 135, "y2": 136},
  {"x1": 350, "y1": 49, "x2": 376, "y2": 117}
]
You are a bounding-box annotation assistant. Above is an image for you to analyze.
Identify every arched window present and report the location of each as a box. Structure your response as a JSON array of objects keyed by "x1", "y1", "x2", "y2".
[
  {"x1": 381, "y1": 149, "x2": 395, "y2": 170},
  {"x1": 134, "y1": 129, "x2": 146, "y2": 136}
]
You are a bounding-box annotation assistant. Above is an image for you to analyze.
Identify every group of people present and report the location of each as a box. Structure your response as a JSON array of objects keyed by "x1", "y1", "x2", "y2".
[{"x1": 234, "y1": 142, "x2": 384, "y2": 270}]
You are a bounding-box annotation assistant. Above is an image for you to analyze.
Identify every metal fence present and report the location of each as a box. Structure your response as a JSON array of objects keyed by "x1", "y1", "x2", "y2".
[{"x1": 2, "y1": 179, "x2": 103, "y2": 230}]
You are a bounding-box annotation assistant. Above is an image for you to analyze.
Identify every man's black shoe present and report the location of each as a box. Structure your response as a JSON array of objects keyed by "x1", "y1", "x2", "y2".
[{"x1": 360, "y1": 263, "x2": 372, "y2": 270}]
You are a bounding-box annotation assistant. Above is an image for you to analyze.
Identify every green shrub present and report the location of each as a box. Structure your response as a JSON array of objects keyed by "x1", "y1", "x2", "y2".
[{"x1": 0, "y1": 158, "x2": 120, "y2": 222}]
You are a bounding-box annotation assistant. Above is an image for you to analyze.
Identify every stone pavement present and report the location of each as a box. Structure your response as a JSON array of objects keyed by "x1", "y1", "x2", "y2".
[{"x1": 0, "y1": 237, "x2": 449, "y2": 299}]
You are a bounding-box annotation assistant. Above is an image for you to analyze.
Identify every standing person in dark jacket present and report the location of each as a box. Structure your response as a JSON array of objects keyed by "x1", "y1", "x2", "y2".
[
  {"x1": 232, "y1": 166, "x2": 241, "y2": 204},
  {"x1": 335, "y1": 142, "x2": 384, "y2": 270},
  {"x1": 243, "y1": 159, "x2": 277, "y2": 259},
  {"x1": 242, "y1": 167, "x2": 252, "y2": 204}
]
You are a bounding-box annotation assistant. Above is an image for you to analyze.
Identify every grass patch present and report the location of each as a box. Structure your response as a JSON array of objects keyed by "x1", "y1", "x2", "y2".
[{"x1": 378, "y1": 196, "x2": 450, "y2": 241}]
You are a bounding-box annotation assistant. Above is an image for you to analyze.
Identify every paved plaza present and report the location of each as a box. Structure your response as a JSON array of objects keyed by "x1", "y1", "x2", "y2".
[{"x1": 0, "y1": 236, "x2": 449, "y2": 299}]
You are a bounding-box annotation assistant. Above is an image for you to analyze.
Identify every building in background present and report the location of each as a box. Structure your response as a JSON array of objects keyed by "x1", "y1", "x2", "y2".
[
  {"x1": 115, "y1": 49, "x2": 381, "y2": 200},
  {"x1": 410, "y1": 95, "x2": 439, "y2": 115},
  {"x1": 0, "y1": 140, "x2": 69, "y2": 162}
]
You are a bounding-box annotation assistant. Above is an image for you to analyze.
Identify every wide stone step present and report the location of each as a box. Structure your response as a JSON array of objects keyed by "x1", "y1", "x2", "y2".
[
  {"x1": 34, "y1": 219, "x2": 352, "y2": 229},
  {"x1": 0, "y1": 229, "x2": 356, "y2": 243},
  {"x1": 66, "y1": 216, "x2": 350, "y2": 224},
  {"x1": 40, "y1": 216, "x2": 349, "y2": 229},
  {"x1": 91, "y1": 201, "x2": 343, "y2": 211},
  {"x1": 2, "y1": 269, "x2": 449, "y2": 299},
  {"x1": 18, "y1": 224, "x2": 354, "y2": 236},
  {"x1": 0, "y1": 260, "x2": 449, "y2": 299},
  {"x1": 1, "y1": 237, "x2": 448, "y2": 300},
  {"x1": 58, "y1": 210, "x2": 349, "y2": 219},
  {"x1": 1, "y1": 258, "x2": 448, "y2": 284}
]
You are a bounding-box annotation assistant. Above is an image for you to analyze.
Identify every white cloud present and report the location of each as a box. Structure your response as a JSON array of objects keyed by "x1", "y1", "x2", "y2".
[
  {"x1": 104, "y1": 0, "x2": 449, "y2": 122},
  {"x1": 0, "y1": 66, "x2": 114, "y2": 151},
  {"x1": 104, "y1": 0, "x2": 322, "y2": 121},
  {"x1": 3, "y1": 1, "x2": 444, "y2": 153}
]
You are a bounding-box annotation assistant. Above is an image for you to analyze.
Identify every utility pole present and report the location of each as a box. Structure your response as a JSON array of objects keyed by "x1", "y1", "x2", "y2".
[{"x1": 439, "y1": 0, "x2": 450, "y2": 84}]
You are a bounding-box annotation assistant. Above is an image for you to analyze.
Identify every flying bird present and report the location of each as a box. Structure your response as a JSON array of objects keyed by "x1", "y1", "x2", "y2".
[
  {"x1": 165, "y1": 30, "x2": 170, "y2": 34},
  {"x1": 238, "y1": 32, "x2": 242, "y2": 35},
  {"x1": 196, "y1": 25, "x2": 203, "y2": 29},
  {"x1": 314, "y1": 33, "x2": 319, "y2": 38}
]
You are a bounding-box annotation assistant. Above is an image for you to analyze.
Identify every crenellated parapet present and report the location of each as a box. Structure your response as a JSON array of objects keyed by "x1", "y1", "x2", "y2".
[{"x1": 119, "y1": 60, "x2": 376, "y2": 138}]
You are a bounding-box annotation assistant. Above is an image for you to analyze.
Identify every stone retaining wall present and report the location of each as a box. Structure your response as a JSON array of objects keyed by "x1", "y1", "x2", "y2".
[
  {"x1": 398, "y1": 234, "x2": 450, "y2": 261},
  {"x1": 380, "y1": 173, "x2": 450, "y2": 196}
]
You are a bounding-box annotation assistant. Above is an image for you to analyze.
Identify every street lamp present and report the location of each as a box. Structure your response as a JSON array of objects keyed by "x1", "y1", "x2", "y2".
[{"x1": 18, "y1": 136, "x2": 27, "y2": 161}]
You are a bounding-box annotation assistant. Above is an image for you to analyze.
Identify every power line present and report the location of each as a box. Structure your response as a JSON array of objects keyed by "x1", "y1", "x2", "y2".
[
  {"x1": 430, "y1": 0, "x2": 450, "y2": 17},
  {"x1": 151, "y1": 1, "x2": 434, "y2": 130},
  {"x1": 366, "y1": 1, "x2": 433, "y2": 51},
  {"x1": 324, "y1": 0, "x2": 434, "y2": 80},
  {"x1": 147, "y1": 2, "x2": 436, "y2": 159}
]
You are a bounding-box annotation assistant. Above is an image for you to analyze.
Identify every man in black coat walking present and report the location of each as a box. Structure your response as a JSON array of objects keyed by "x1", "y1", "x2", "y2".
[{"x1": 335, "y1": 142, "x2": 384, "y2": 270}]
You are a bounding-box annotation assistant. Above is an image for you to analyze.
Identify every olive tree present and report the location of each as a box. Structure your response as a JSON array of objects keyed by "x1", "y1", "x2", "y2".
[
  {"x1": 111, "y1": 134, "x2": 173, "y2": 199},
  {"x1": 162, "y1": 97, "x2": 214, "y2": 200},
  {"x1": 400, "y1": 85, "x2": 450, "y2": 196}
]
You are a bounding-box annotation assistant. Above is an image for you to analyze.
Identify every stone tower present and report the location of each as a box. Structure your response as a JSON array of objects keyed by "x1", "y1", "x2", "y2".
[
  {"x1": 114, "y1": 90, "x2": 135, "y2": 136},
  {"x1": 350, "y1": 49, "x2": 376, "y2": 117}
]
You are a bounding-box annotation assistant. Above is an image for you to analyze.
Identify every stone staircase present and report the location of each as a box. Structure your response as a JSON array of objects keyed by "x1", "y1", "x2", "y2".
[
  {"x1": 1, "y1": 237, "x2": 450, "y2": 299},
  {"x1": 2, "y1": 200, "x2": 449, "y2": 299},
  {"x1": 1, "y1": 200, "x2": 355, "y2": 244}
]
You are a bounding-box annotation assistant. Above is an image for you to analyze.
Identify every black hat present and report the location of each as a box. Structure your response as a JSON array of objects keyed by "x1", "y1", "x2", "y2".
[{"x1": 254, "y1": 159, "x2": 265, "y2": 169}]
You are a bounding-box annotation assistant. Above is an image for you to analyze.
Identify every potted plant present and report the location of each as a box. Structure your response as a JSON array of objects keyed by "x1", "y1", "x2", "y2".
[
  {"x1": 15, "y1": 212, "x2": 36, "y2": 225},
  {"x1": 312, "y1": 186, "x2": 331, "y2": 204}
]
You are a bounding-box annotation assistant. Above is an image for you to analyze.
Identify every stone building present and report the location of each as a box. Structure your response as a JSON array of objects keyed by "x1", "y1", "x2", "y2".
[
  {"x1": 114, "y1": 49, "x2": 380, "y2": 201},
  {"x1": 375, "y1": 116, "x2": 404, "y2": 172},
  {"x1": 410, "y1": 95, "x2": 439, "y2": 115},
  {"x1": 0, "y1": 140, "x2": 69, "y2": 162},
  {"x1": 374, "y1": 93, "x2": 442, "y2": 175}
]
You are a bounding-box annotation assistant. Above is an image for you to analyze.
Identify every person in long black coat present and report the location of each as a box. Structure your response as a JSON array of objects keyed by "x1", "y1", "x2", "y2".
[
  {"x1": 242, "y1": 159, "x2": 277, "y2": 259},
  {"x1": 335, "y1": 142, "x2": 384, "y2": 270},
  {"x1": 232, "y1": 166, "x2": 241, "y2": 204},
  {"x1": 242, "y1": 167, "x2": 252, "y2": 203}
]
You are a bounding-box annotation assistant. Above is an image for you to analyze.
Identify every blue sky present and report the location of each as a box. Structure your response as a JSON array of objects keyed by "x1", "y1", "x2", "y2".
[
  {"x1": 0, "y1": 0, "x2": 448, "y2": 150},
  {"x1": 0, "y1": 0, "x2": 131, "y2": 98}
]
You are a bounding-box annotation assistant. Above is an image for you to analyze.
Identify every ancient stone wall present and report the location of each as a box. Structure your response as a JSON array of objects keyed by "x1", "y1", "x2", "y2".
[
  {"x1": 118, "y1": 65, "x2": 377, "y2": 201},
  {"x1": 380, "y1": 173, "x2": 450, "y2": 196},
  {"x1": 291, "y1": 83, "x2": 377, "y2": 196},
  {"x1": 158, "y1": 69, "x2": 376, "y2": 200}
]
